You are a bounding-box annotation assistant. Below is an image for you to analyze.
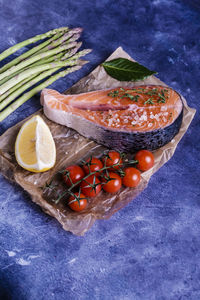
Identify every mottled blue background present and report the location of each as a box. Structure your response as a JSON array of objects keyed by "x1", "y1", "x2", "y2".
[{"x1": 0, "y1": 0, "x2": 200, "y2": 299}]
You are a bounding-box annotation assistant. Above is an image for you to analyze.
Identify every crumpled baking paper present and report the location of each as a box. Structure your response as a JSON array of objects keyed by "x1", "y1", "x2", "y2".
[{"x1": 0, "y1": 47, "x2": 196, "y2": 235}]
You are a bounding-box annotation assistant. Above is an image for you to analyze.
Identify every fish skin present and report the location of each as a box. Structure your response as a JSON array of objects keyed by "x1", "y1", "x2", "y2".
[
  {"x1": 93, "y1": 110, "x2": 183, "y2": 152},
  {"x1": 41, "y1": 86, "x2": 183, "y2": 152}
]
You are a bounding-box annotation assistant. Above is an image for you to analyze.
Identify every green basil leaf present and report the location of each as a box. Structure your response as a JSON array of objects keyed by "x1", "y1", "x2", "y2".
[{"x1": 102, "y1": 58, "x2": 157, "y2": 82}]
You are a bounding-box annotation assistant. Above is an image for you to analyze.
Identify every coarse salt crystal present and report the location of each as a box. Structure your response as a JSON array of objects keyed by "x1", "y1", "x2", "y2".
[
  {"x1": 163, "y1": 117, "x2": 167, "y2": 122},
  {"x1": 161, "y1": 106, "x2": 167, "y2": 111},
  {"x1": 131, "y1": 120, "x2": 137, "y2": 125},
  {"x1": 140, "y1": 114, "x2": 147, "y2": 121},
  {"x1": 108, "y1": 119, "x2": 113, "y2": 127}
]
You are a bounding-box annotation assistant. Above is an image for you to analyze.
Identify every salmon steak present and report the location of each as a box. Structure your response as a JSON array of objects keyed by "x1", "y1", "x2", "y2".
[{"x1": 41, "y1": 85, "x2": 183, "y2": 152}]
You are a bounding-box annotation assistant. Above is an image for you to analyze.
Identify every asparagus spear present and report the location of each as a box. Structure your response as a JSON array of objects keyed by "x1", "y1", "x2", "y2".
[
  {"x1": 35, "y1": 28, "x2": 82, "y2": 55},
  {"x1": 0, "y1": 41, "x2": 78, "y2": 82},
  {"x1": 0, "y1": 49, "x2": 68, "y2": 86},
  {"x1": 28, "y1": 52, "x2": 65, "y2": 68},
  {"x1": 0, "y1": 42, "x2": 82, "y2": 86},
  {"x1": 0, "y1": 27, "x2": 69, "y2": 62},
  {"x1": 0, "y1": 60, "x2": 75, "y2": 96},
  {"x1": 0, "y1": 46, "x2": 81, "y2": 97},
  {"x1": 0, "y1": 46, "x2": 85, "y2": 100},
  {"x1": 0, "y1": 47, "x2": 91, "y2": 97},
  {"x1": 0, "y1": 58, "x2": 82, "y2": 110},
  {"x1": 61, "y1": 47, "x2": 91, "y2": 61},
  {"x1": 0, "y1": 73, "x2": 39, "y2": 103},
  {"x1": 0, "y1": 28, "x2": 82, "y2": 75},
  {"x1": 27, "y1": 49, "x2": 72, "y2": 69},
  {"x1": 0, "y1": 63, "x2": 88, "y2": 122},
  {"x1": 32, "y1": 43, "x2": 85, "y2": 67},
  {"x1": 0, "y1": 58, "x2": 50, "y2": 86},
  {"x1": 0, "y1": 69, "x2": 59, "y2": 110},
  {"x1": 0, "y1": 32, "x2": 63, "y2": 74},
  {"x1": 22, "y1": 41, "x2": 83, "y2": 67},
  {"x1": 0, "y1": 47, "x2": 91, "y2": 102},
  {"x1": 25, "y1": 35, "x2": 82, "y2": 68}
]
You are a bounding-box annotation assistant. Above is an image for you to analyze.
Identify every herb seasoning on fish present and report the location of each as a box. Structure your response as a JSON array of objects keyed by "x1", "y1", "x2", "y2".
[{"x1": 107, "y1": 86, "x2": 169, "y2": 105}]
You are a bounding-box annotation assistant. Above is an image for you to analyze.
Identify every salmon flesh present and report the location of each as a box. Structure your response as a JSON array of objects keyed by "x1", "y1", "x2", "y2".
[{"x1": 41, "y1": 85, "x2": 183, "y2": 152}]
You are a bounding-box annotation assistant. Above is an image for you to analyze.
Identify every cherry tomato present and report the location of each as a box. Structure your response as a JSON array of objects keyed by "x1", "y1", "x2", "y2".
[
  {"x1": 101, "y1": 171, "x2": 122, "y2": 193},
  {"x1": 68, "y1": 192, "x2": 87, "y2": 212},
  {"x1": 80, "y1": 175, "x2": 102, "y2": 197},
  {"x1": 63, "y1": 165, "x2": 85, "y2": 187},
  {"x1": 122, "y1": 167, "x2": 141, "y2": 188},
  {"x1": 83, "y1": 157, "x2": 103, "y2": 175},
  {"x1": 135, "y1": 150, "x2": 154, "y2": 171},
  {"x1": 103, "y1": 151, "x2": 122, "y2": 170}
]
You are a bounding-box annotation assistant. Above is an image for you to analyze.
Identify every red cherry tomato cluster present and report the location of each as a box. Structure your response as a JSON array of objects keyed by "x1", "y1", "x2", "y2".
[{"x1": 63, "y1": 149, "x2": 154, "y2": 212}]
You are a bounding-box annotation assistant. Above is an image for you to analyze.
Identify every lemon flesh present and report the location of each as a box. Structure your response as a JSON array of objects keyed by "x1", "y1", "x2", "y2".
[{"x1": 15, "y1": 115, "x2": 56, "y2": 172}]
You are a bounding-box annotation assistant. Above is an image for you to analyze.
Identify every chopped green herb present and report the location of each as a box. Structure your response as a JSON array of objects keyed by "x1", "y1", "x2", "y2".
[
  {"x1": 108, "y1": 90, "x2": 119, "y2": 97},
  {"x1": 157, "y1": 99, "x2": 166, "y2": 103},
  {"x1": 157, "y1": 93, "x2": 166, "y2": 103},
  {"x1": 168, "y1": 112, "x2": 173, "y2": 119},
  {"x1": 161, "y1": 90, "x2": 165, "y2": 96},
  {"x1": 127, "y1": 94, "x2": 134, "y2": 100},
  {"x1": 144, "y1": 98, "x2": 154, "y2": 105},
  {"x1": 119, "y1": 92, "x2": 139, "y2": 102},
  {"x1": 132, "y1": 95, "x2": 140, "y2": 102}
]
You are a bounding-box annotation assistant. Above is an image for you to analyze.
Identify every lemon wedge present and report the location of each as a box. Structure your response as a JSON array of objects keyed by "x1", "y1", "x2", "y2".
[{"x1": 15, "y1": 115, "x2": 56, "y2": 172}]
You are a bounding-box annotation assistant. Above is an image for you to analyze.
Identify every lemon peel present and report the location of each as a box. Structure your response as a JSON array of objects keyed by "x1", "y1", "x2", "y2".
[{"x1": 15, "y1": 115, "x2": 56, "y2": 172}]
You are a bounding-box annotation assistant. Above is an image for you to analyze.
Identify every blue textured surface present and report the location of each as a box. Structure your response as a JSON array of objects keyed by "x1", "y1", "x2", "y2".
[{"x1": 0, "y1": 0, "x2": 200, "y2": 299}]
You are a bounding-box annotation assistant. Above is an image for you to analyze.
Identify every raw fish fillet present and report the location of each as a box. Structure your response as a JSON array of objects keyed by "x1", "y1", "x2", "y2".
[{"x1": 41, "y1": 85, "x2": 183, "y2": 152}]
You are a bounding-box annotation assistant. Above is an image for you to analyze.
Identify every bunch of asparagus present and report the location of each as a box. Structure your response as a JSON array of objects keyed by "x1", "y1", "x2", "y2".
[{"x1": 0, "y1": 27, "x2": 91, "y2": 122}]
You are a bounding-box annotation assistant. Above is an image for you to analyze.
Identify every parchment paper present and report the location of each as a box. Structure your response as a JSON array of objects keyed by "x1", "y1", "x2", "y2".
[{"x1": 0, "y1": 47, "x2": 196, "y2": 236}]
